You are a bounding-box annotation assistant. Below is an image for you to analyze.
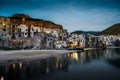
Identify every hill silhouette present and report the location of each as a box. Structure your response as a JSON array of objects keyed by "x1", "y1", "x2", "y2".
[
  {"x1": 71, "y1": 30, "x2": 100, "y2": 35},
  {"x1": 72, "y1": 23, "x2": 120, "y2": 35},
  {"x1": 100, "y1": 23, "x2": 120, "y2": 35}
]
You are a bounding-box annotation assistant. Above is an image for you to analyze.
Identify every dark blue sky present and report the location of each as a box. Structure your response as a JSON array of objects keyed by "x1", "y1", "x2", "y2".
[{"x1": 0, "y1": 0, "x2": 120, "y2": 32}]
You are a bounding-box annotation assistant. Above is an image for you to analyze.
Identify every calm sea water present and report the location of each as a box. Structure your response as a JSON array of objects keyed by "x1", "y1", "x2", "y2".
[{"x1": 0, "y1": 48, "x2": 120, "y2": 80}]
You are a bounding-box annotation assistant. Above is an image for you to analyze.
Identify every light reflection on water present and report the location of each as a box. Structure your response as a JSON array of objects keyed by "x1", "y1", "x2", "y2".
[
  {"x1": 0, "y1": 48, "x2": 120, "y2": 80},
  {"x1": 0, "y1": 76, "x2": 4, "y2": 80}
]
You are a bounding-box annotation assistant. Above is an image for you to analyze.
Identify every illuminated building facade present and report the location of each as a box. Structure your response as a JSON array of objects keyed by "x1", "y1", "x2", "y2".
[{"x1": 0, "y1": 14, "x2": 68, "y2": 49}]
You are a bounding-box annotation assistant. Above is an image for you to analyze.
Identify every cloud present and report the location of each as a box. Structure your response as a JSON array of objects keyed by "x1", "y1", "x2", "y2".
[
  {"x1": 25, "y1": 6, "x2": 120, "y2": 32},
  {"x1": 0, "y1": 0, "x2": 120, "y2": 32}
]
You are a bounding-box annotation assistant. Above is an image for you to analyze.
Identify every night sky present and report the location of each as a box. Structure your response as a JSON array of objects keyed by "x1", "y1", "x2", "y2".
[{"x1": 0, "y1": 0, "x2": 120, "y2": 32}]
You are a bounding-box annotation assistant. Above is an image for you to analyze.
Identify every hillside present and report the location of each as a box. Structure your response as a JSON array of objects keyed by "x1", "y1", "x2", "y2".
[
  {"x1": 71, "y1": 30, "x2": 100, "y2": 35},
  {"x1": 72, "y1": 23, "x2": 120, "y2": 35},
  {"x1": 7, "y1": 14, "x2": 64, "y2": 30},
  {"x1": 100, "y1": 23, "x2": 120, "y2": 35}
]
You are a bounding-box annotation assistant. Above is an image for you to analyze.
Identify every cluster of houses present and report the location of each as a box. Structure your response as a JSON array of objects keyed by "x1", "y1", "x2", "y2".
[
  {"x1": 69, "y1": 33, "x2": 120, "y2": 48},
  {"x1": 0, "y1": 14, "x2": 120, "y2": 50}
]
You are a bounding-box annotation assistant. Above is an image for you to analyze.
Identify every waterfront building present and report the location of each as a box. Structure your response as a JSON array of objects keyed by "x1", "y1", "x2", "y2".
[
  {"x1": 67, "y1": 33, "x2": 86, "y2": 48},
  {"x1": 0, "y1": 14, "x2": 69, "y2": 49},
  {"x1": 100, "y1": 35, "x2": 120, "y2": 46},
  {"x1": 46, "y1": 34, "x2": 54, "y2": 49},
  {"x1": 78, "y1": 34, "x2": 86, "y2": 48}
]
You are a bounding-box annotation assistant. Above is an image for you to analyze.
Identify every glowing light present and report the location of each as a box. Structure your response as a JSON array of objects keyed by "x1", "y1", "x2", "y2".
[
  {"x1": 19, "y1": 63, "x2": 22, "y2": 69},
  {"x1": 74, "y1": 52, "x2": 78, "y2": 61},
  {"x1": 0, "y1": 76, "x2": 4, "y2": 80},
  {"x1": 46, "y1": 31, "x2": 51, "y2": 34},
  {"x1": 72, "y1": 52, "x2": 78, "y2": 61},
  {"x1": 13, "y1": 39, "x2": 16, "y2": 42},
  {"x1": 2, "y1": 23, "x2": 6, "y2": 26},
  {"x1": 22, "y1": 18, "x2": 25, "y2": 21},
  {"x1": 13, "y1": 64, "x2": 16, "y2": 69},
  {"x1": 67, "y1": 53, "x2": 71, "y2": 58},
  {"x1": 19, "y1": 39, "x2": 23, "y2": 43}
]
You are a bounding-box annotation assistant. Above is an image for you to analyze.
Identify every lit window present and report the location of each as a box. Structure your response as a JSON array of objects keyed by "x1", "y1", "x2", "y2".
[
  {"x1": 2, "y1": 23, "x2": 6, "y2": 26},
  {"x1": 22, "y1": 18, "x2": 25, "y2": 21}
]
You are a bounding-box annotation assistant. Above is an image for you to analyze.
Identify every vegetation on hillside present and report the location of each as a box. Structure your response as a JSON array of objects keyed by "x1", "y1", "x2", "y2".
[
  {"x1": 100, "y1": 23, "x2": 120, "y2": 35},
  {"x1": 72, "y1": 23, "x2": 120, "y2": 35},
  {"x1": 71, "y1": 30, "x2": 100, "y2": 35}
]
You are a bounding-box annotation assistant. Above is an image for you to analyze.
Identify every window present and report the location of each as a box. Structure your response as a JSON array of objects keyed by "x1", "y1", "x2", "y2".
[
  {"x1": 25, "y1": 33, "x2": 27, "y2": 35},
  {"x1": 34, "y1": 32, "x2": 36, "y2": 35},
  {"x1": 19, "y1": 33, "x2": 21, "y2": 37},
  {"x1": 12, "y1": 30, "x2": 14, "y2": 33},
  {"x1": 36, "y1": 29, "x2": 38, "y2": 32},
  {"x1": 20, "y1": 28, "x2": 21, "y2": 32},
  {"x1": 3, "y1": 28, "x2": 6, "y2": 31},
  {"x1": 13, "y1": 25, "x2": 15, "y2": 28},
  {"x1": 32, "y1": 28, "x2": 34, "y2": 31},
  {"x1": 4, "y1": 18, "x2": 7, "y2": 21}
]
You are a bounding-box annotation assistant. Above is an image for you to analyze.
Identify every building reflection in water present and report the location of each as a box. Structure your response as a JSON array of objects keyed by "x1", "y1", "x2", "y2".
[
  {"x1": 0, "y1": 56, "x2": 70, "y2": 80},
  {"x1": 12, "y1": 64, "x2": 16, "y2": 70},
  {"x1": 67, "y1": 48, "x2": 120, "y2": 65},
  {"x1": 19, "y1": 63, "x2": 22, "y2": 70},
  {"x1": 0, "y1": 48, "x2": 120, "y2": 80}
]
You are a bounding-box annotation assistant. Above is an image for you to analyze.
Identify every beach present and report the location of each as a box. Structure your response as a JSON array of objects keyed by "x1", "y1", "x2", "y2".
[
  {"x1": 0, "y1": 50, "x2": 75, "y2": 64},
  {"x1": 1, "y1": 47, "x2": 119, "y2": 64}
]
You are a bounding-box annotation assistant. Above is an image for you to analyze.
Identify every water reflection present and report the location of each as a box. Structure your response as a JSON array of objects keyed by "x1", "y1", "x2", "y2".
[
  {"x1": 0, "y1": 76, "x2": 4, "y2": 80},
  {"x1": 19, "y1": 63, "x2": 22, "y2": 69},
  {"x1": 67, "y1": 49, "x2": 106, "y2": 64},
  {"x1": 107, "y1": 58, "x2": 120, "y2": 69},
  {"x1": 0, "y1": 56, "x2": 69, "y2": 80},
  {"x1": 0, "y1": 48, "x2": 120, "y2": 80},
  {"x1": 105, "y1": 48, "x2": 120, "y2": 69}
]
